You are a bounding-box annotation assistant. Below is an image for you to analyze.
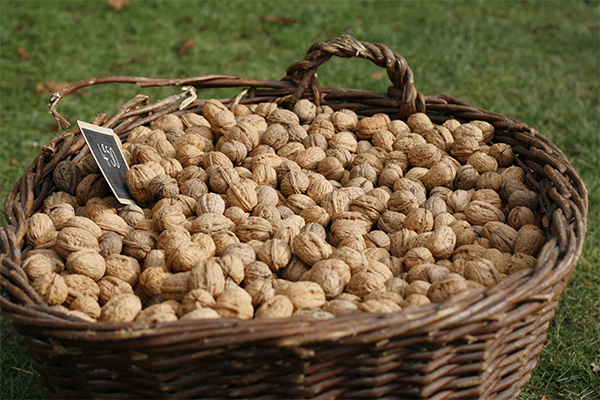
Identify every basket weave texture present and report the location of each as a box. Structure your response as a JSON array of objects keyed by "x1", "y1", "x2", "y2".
[{"x1": 0, "y1": 36, "x2": 588, "y2": 399}]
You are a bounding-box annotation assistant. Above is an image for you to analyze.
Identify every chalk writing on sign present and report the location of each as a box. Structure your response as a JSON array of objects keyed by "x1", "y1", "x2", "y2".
[{"x1": 97, "y1": 143, "x2": 120, "y2": 168}]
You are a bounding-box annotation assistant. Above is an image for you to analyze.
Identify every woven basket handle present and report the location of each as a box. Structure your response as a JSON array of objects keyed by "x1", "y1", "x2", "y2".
[{"x1": 283, "y1": 35, "x2": 425, "y2": 118}]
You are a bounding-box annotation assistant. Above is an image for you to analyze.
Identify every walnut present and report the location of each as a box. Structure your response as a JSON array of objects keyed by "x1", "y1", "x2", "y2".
[
  {"x1": 358, "y1": 299, "x2": 401, "y2": 314},
  {"x1": 403, "y1": 247, "x2": 435, "y2": 271},
  {"x1": 464, "y1": 258, "x2": 501, "y2": 288},
  {"x1": 308, "y1": 119, "x2": 335, "y2": 140},
  {"x1": 214, "y1": 290, "x2": 254, "y2": 319},
  {"x1": 292, "y1": 231, "x2": 332, "y2": 266},
  {"x1": 345, "y1": 271, "x2": 386, "y2": 298},
  {"x1": 255, "y1": 295, "x2": 295, "y2": 319},
  {"x1": 97, "y1": 276, "x2": 134, "y2": 305},
  {"x1": 122, "y1": 229, "x2": 158, "y2": 261},
  {"x1": 427, "y1": 273, "x2": 468, "y2": 303},
  {"x1": 104, "y1": 254, "x2": 141, "y2": 287},
  {"x1": 376, "y1": 210, "x2": 405, "y2": 235},
  {"x1": 514, "y1": 225, "x2": 546, "y2": 256},
  {"x1": 509, "y1": 252, "x2": 538, "y2": 274},
  {"x1": 483, "y1": 248, "x2": 512, "y2": 275},
  {"x1": 389, "y1": 229, "x2": 417, "y2": 258},
  {"x1": 355, "y1": 116, "x2": 387, "y2": 140},
  {"x1": 449, "y1": 220, "x2": 475, "y2": 247},
  {"x1": 69, "y1": 295, "x2": 101, "y2": 320},
  {"x1": 244, "y1": 278, "x2": 275, "y2": 307},
  {"x1": 284, "y1": 281, "x2": 326, "y2": 309},
  {"x1": 398, "y1": 294, "x2": 429, "y2": 309},
  {"x1": 488, "y1": 143, "x2": 514, "y2": 167},
  {"x1": 387, "y1": 189, "x2": 420, "y2": 216},
  {"x1": 179, "y1": 178, "x2": 209, "y2": 202},
  {"x1": 392, "y1": 134, "x2": 427, "y2": 154},
  {"x1": 489, "y1": 223, "x2": 519, "y2": 253},
  {"x1": 45, "y1": 203, "x2": 75, "y2": 231},
  {"x1": 306, "y1": 268, "x2": 344, "y2": 299},
  {"x1": 66, "y1": 250, "x2": 106, "y2": 281},
  {"x1": 93, "y1": 213, "x2": 130, "y2": 238},
  {"x1": 226, "y1": 180, "x2": 258, "y2": 212},
  {"x1": 330, "y1": 212, "x2": 372, "y2": 246},
  {"x1": 467, "y1": 152, "x2": 498, "y2": 173},
  {"x1": 139, "y1": 267, "x2": 172, "y2": 297},
  {"x1": 135, "y1": 300, "x2": 179, "y2": 323},
  {"x1": 100, "y1": 293, "x2": 142, "y2": 322},
  {"x1": 464, "y1": 201, "x2": 506, "y2": 226},
  {"x1": 63, "y1": 273, "x2": 100, "y2": 304},
  {"x1": 293, "y1": 307, "x2": 335, "y2": 320},
  {"x1": 323, "y1": 299, "x2": 358, "y2": 317},
  {"x1": 180, "y1": 307, "x2": 222, "y2": 320},
  {"x1": 280, "y1": 169, "x2": 310, "y2": 197},
  {"x1": 425, "y1": 226, "x2": 457, "y2": 259},
  {"x1": 22, "y1": 253, "x2": 62, "y2": 281},
  {"x1": 26, "y1": 213, "x2": 56, "y2": 246},
  {"x1": 167, "y1": 241, "x2": 212, "y2": 273},
  {"x1": 32, "y1": 272, "x2": 68, "y2": 306},
  {"x1": 402, "y1": 208, "x2": 434, "y2": 234},
  {"x1": 261, "y1": 124, "x2": 288, "y2": 151},
  {"x1": 189, "y1": 214, "x2": 232, "y2": 237},
  {"x1": 76, "y1": 174, "x2": 110, "y2": 206},
  {"x1": 126, "y1": 164, "x2": 158, "y2": 204}
]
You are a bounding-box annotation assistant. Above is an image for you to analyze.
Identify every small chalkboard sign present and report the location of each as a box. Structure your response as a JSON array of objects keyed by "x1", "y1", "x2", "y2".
[{"x1": 77, "y1": 121, "x2": 136, "y2": 205}]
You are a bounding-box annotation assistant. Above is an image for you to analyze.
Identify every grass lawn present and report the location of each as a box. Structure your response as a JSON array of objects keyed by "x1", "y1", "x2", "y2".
[{"x1": 1, "y1": 1, "x2": 598, "y2": 399}]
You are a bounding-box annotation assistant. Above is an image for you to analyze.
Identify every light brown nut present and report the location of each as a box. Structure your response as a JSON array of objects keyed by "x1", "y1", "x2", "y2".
[
  {"x1": 70, "y1": 295, "x2": 101, "y2": 320},
  {"x1": 345, "y1": 271, "x2": 386, "y2": 298},
  {"x1": 464, "y1": 201, "x2": 506, "y2": 226},
  {"x1": 255, "y1": 295, "x2": 295, "y2": 319},
  {"x1": 32, "y1": 272, "x2": 68, "y2": 306},
  {"x1": 236, "y1": 216, "x2": 273, "y2": 242},
  {"x1": 513, "y1": 225, "x2": 546, "y2": 256},
  {"x1": 427, "y1": 273, "x2": 468, "y2": 303},
  {"x1": 214, "y1": 291, "x2": 254, "y2": 320},
  {"x1": 100, "y1": 293, "x2": 142, "y2": 322},
  {"x1": 189, "y1": 259, "x2": 225, "y2": 298},
  {"x1": 122, "y1": 229, "x2": 158, "y2": 261},
  {"x1": 66, "y1": 250, "x2": 106, "y2": 281},
  {"x1": 135, "y1": 300, "x2": 179, "y2": 324},
  {"x1": 284, "y1": 281, "x2": 327, "y2": 309},
  {"x1": 292, "y1": 231, "x2": 332, "y2": 267},
  {"x1": 104, "y1": 255, "x2": 141, "y2": 287},
  {"x1": 139, "y1": 267, "x2": 172, "y2": 297},
  {"x1": 178, "y1": 288, "x2": 216, "y2": 317},
  {"x1": 464, "y1": 258, "x2": 501, "y2": 288},
  {"x1": 26, "y1": 213, "x2": 56, "y2": 246}
]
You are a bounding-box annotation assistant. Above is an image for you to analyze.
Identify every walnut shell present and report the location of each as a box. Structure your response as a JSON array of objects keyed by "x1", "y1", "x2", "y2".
[
  {"x1": 292, "y1": 231, "x2": 332, "y2": 266},
  {"x1": 255, "y1": 295, "x2": 294, "y2": 319},
  {"x1": 284, "y1": 281, "x2": 327, "y2": 309},
  {"x1": 214, "y1": 291, "x2": 254, "y2": 319},
  {"x1": 26, "y1": 213, "x2": 56, "y2": 246},
  {"x1": 513, "y1": 225, "x2": 546, "y2": 256},
  {"x1": 100, "y1": 293, "x2": 142, "y2": 322},
  {"x1": 427, "y1": 273, "x2": 468, "y2": 303},
  {"x1": 345, "y1": 271, "x2": 386, "y2": 298},
  {"x1": 53, "y1": 160, "x2": 84, "y2": 195},
  {"x1": 32, "y1": 272, "x2": 68, "y2": 306}
]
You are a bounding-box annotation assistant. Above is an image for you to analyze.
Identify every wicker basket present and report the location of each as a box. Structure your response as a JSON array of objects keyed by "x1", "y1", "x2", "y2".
[{"x1": 0, "y1": 35, "x2": 588, "y2": 399}]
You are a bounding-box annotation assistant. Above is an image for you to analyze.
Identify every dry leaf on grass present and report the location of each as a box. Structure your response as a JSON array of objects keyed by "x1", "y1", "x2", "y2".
[
  {"x1": 261, "y1": 16, "x2": 298, "y2": 25},
  {"x1": 178, "y1": 38, "x2": 195, "y2": 57},
  {"x1": 18, "y1": 47, "x2": 30, "y2": 61},
  {"x1": 372, "y1": 71, "x2": 386, "y2": 80},
  {"x1": 108, "y1": 0, "x2": 130, "y2": 11}
]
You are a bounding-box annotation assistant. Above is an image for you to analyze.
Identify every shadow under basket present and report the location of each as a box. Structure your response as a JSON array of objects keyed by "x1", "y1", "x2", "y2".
[{"x1": 0, "y1": 35, "x2": 588, "y2": 399}]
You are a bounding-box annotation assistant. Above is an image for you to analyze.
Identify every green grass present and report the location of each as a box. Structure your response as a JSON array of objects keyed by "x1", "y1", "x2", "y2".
[{"x1": 1, "y1": 1, "x2": 599, "y2": 399}]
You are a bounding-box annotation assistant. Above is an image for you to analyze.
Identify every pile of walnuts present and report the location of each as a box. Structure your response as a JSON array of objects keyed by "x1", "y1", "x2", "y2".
[{"x1": 22, "y1": 98, "x2": 546, "y2": 323}]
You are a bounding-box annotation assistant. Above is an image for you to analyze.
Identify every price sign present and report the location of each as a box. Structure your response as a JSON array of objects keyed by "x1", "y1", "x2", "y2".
[{"x1": 77, "y1": 120, "x2": 136, "y2": 205}]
